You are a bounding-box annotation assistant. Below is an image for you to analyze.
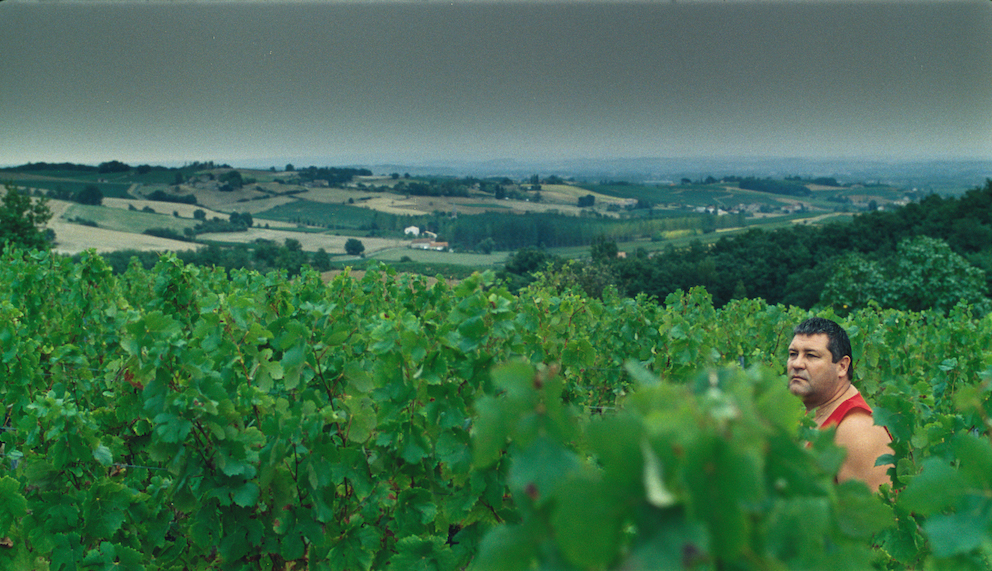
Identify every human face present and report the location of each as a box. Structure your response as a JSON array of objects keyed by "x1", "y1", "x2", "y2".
[{"x1": 787, "y1": 333, "x2": 850, "y2": 409}]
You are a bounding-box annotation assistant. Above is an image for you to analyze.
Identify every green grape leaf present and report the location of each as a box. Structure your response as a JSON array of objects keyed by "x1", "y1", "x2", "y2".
[
  {"x1": 232, "y1": 482, "x2": 260, "y2": 508},
  {"x1": 436, "y1": 429, "x2": 472, "y2": 474},
  {"x1": 507, "y1": 436, "x2": 581, "y2": 507},
  {"x1": 280, "y1": 532, "x2": 306, "y2": 562},
  {"x1": 952, "y1": 432, "x2": 992, "y2": 489},
  {"x1": 683, "y1": 436, "x2": 761, "y2": 559},
  {"x1": 326, "y1": 529, "x2": 377, "y2": 571},
  {"x1": 625, "y1": 359, "x2": 661, "y2": 388},
  {"x1": 834, "y1": 480, "x2": 893, "y2": 539},
  {"x1": 345, "y1": 361, "x2": 375, "y2": 394},
  {"x1": 92, "y1": 444, "x2": 113, "y2": 467},
  {"x1": 924, "y1": 495, "x2": 992, "y2": 558},
  {"x1": 899, "y1": 457, "x2": 966, "y2": 516},
  {"x1": 388, "y1": 536, "x2": 454, "y2": 571},
  {"x1": 153, "y1": 413, "x2": 192, "y2": 443},
  {"x1": 281, "y1": 343, "x2": 307, "y2": 390},
  {"x1": 473, "y1": 523, "x2": 538, "y2": 571},
  {"x1": 344, "y1": 396, "x2": 377, "y2": 444},
  {"x1": 471, "y1": 395, "x2": 509, "y2": 469},
  {"x1": 551, "y1": 477, "x2": 624, "y2": 569},
  {"x1": 401, "y1": 438, "x2": 427, "y2": 465},
  {"x1": 766, "y1": 497, "x2": 831, "y2": 562},
  {"x1": 0, "y1": 476, "x2": 27, "y2": 536},
  {"x1": 626, "y1": 507, "x2": 709, "y2": 571},
  {"x1": 51, "y1": 532, "x2": 84, "y2": 571},
  {"x1": 586, "y1": 413, "x2": 642, "y2": 483}
]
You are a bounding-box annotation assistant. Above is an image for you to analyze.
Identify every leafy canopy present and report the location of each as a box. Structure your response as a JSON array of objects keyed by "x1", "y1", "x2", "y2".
[{"x1": 0, "y1": 182, "x2": 52, "y2": 254}]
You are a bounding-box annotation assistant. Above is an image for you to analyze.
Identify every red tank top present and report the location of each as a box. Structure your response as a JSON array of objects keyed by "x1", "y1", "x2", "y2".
[{"x1": 821, "y1": 392, "x2": 873, "y2": 428}]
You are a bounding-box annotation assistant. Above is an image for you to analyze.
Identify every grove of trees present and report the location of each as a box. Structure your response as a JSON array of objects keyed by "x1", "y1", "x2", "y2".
[
  {"x1": 0, "y1": 183, "x2": 52, "y2": 254},
  {"x1": 75, "y1": 184, "x2": 104, "y2": 206},
  {"x1": 345, "y1": 238, "x2": 365, "y2": 256},
  {"x1": 595, "y1": 179, "x2": 992, "y2": 314}
]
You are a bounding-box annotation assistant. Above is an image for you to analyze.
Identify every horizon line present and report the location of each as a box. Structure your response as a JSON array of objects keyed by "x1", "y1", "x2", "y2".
[{"x1": 4, "y1": 155, "x2": 992, "y2": 170}]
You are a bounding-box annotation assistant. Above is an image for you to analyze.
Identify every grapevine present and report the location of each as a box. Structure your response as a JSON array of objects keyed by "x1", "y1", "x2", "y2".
[{"x1": 1, "y1": 249, "x2": 991, "y2": 569}]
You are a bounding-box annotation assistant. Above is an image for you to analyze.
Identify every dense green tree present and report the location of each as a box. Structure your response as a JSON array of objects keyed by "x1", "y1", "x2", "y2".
[
  {"x1": 498, "y1": 247, "x2": 558, "y2": 291},
  {"x1": 278, "y1": 238, "x2": 308, "y2": 275},
  {"x1": 818, "y1": 253, "x2": 890, "y2": 315},
  {"x1": 590, "y1": 236, "x2": 618, "y2": 262},
  {"x1": 253, "y1": 239, "x2": 280, "y2": 268},
  {"x1": 887, "y1": 236, "x2": 989, "y2": 313},
  {"x1": 219, "y1": 170, "x2": 244, "y2": 190},
  {"x1": 312, "y1": 248, "x2": 332, "y2": 271},
  {"x1": 50, "y1": 185, "x2": 74, "y2": 201},
  {"x1": 148, "y1": 190, "x2": 197, "y2": 205},
  {"x1": 503, "y1": 247, "x2": 553, "y2": 276},
  {"x1": 76, "y1": 184, "x2": 103, "y2": 206},
  {"x1": 97, "y1": 160, "x2": 130, "y2": 173},
  {"x1": 0, "y1": 183, "x2": 53, "y2": 253},
  {"x1": 229, "y1": 211, "x2": 253, "y2": 228},
  {"x1": 820, "y1": 237, "x2": 989, "y2": 315},
  {"x1": 781, "y1": 265, "x2": 834, "y2": 309},
  {"x1": 345, "y1": 238, "x2": 365, "y2": 256},
  {"x1": 477, "y1": 237, "x2": 496, "y2": 254}
]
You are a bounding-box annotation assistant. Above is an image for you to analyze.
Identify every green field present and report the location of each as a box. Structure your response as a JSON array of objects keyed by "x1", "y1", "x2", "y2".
[
  {"x1": 257, "y1": 200, "x2": 385, "y2": 230},
  {"x1": 63, "y1": 203, "x2": 198, "y2": 233}
]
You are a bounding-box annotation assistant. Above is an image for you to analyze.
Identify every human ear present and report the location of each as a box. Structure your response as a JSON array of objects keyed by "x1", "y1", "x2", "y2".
[{"x1": 837, "y1": 355, "x2": 851, "y2": 379}]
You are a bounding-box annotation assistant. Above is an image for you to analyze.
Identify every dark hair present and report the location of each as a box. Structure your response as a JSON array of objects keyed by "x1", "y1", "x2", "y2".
[{"x1": 793, "y1": 317, "x2": 854, "y2": 381}]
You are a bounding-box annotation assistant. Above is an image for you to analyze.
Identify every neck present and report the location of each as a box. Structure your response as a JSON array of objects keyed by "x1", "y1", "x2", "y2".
[{"x1": 809, "y1": 382, "x2": 856, "y2": 425}]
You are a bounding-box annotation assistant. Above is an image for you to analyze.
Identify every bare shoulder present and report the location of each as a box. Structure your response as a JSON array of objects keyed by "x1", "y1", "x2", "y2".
[
  {"x1": 833, "y1": 409, "x2": 894, "y2": 491},
  {"x1": 834, "y1": 409, "x2": 891, "y2": 445}
]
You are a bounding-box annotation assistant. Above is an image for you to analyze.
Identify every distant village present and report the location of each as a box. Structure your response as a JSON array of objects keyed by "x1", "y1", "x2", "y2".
[{"x1": 404, "y1": 226, "x2": 450, "y2": 252}]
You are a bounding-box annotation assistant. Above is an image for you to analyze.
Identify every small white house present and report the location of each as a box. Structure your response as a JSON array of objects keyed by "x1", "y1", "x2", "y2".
[{"x1": 404, "y1": 226, "x2": 420, "y2": 236}]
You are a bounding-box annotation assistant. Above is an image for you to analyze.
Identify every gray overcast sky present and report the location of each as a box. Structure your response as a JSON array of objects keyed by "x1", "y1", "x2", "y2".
[{"x1": 2, "y1": 1, "x2": 990, "y2": 167}]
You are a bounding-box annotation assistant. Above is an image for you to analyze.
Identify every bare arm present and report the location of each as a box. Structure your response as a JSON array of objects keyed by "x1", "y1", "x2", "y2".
[{"x1": 833, "y1": 410, "x2": 893, "y2": 491}]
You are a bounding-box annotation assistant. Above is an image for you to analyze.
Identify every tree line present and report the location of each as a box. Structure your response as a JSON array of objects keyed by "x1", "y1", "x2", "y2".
[
  {"x1": 93, "y1": 239, "x2": 334, "y2": 277},
  {"x1": 292, "y1": 166, "x2": 372, "y2": 186},
  {"x1": 1, "y1": 160, "x2": 230, "y2": 176}
]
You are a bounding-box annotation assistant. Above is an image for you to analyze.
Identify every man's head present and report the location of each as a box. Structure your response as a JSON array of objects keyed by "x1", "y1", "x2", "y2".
[
  {"x1": 787, "y1": 318, "x2": 854, "y2": 408},
  {"x1": 792, "y1": 317, "x2": 854, "y2": 381}
]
